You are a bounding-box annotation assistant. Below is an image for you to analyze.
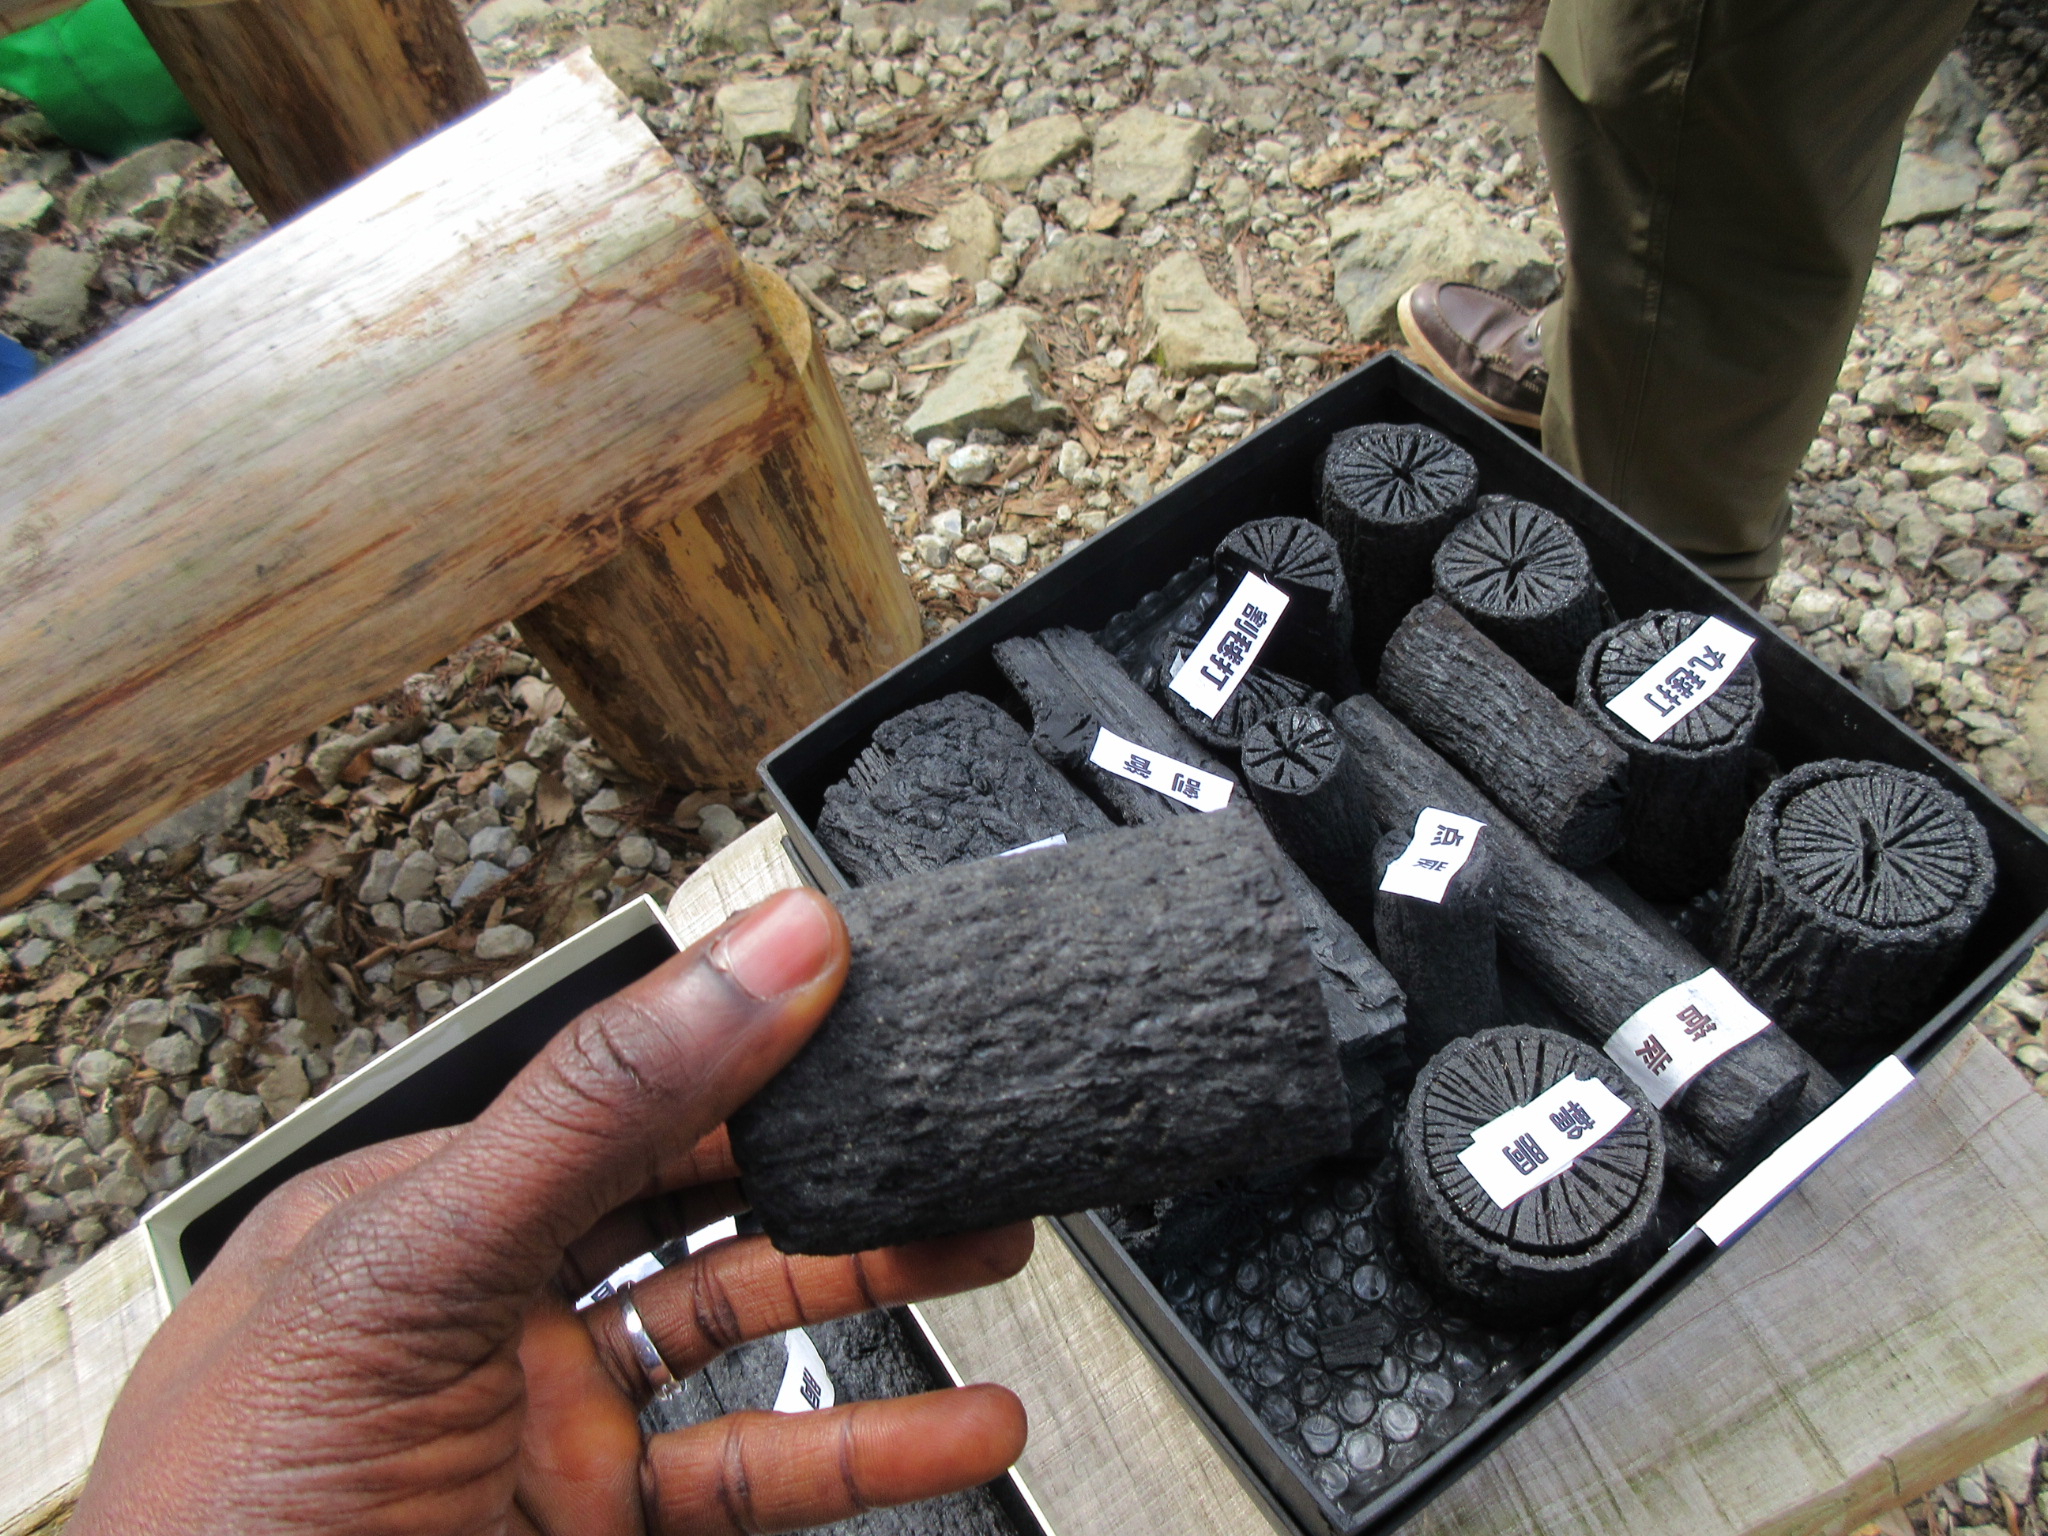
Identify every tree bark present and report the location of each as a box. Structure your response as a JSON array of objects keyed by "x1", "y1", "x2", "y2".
[{"x1": 1432, "y1": 496, "x2": 1608, "y2": 698}]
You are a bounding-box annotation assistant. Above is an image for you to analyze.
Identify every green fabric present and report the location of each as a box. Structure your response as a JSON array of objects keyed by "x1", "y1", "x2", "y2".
[
  {"x1": 0, "y1": 0, "x2": 199, "y2": 159},
  {"x1": 1535, "y1": 0, "x2": 1974, "y2": 587}
]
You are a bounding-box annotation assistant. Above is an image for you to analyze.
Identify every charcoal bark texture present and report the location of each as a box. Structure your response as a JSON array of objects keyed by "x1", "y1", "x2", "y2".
[
  {"x1": 730, "y1": 812, "x2": 1352, "y2": 1254},
  {"x1": 1214, "y1": 516, "x2": 1360, "y2": 694},
  {"x1": 1714, "y1": 758, "x2": 1995, "y2": 1067},
  {"x1": 1098, "y1": 558, "x2": 1220, "y2": 693},
  {"x1": 1163, "y1": 662, "x2": 1331, "y2": 757},
  {"x1": 1316, "y1": 423, "x2": 1478, "y2": 677},
  {"x1": 1331, "y1": 693, "x2": 1820, "y2": 1163},
  {"x1": 1372, "y1": 825, "x2": 1502, "y2": 1059},
  {"x1": 1398, "y1": 1026, "x2": 1663, "y2": 1323},
  {"x1": 1241, "y1": 705, "x2": 1384, "y2": 933},
  {"x1": 817, "y1": 692, "x2": 1113, "y2": 885},
  {"x1": 1378, "y1": 598, "x2": 1628, "y2": 869},
  {"x1": 1577, "y1": 610, "x2": 1764, "y2": 900},
  {"x1": 1432, "y1": 497, "x2": 1609, "y2": 697}
]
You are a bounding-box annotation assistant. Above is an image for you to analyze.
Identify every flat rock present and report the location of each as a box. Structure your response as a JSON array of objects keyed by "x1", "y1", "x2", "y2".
[
  {"x1": 714, "y1": 77, "x2": 810, "y2": 160},
  {"x1": 468, "y1": 0, "x2": 554, "y2": 40},
  {"x1": 917, "y1": 190, "x2": 1000, "y2": 282},
  {"x1": 1329, "y1": 183, "x2": 1557, "y2": 341},
  {"x1": 971, "y1": 113, "x2": 1088, "y2": 190},
  {"x1": 1016, "y1": 232, "x2": 1125, "y2": 298},
  {"x1": 1092, "y1": 106, "x2": 1213, "y2": 214},
  {"x1": 1884, "y1": 151, "x2": 1980, "y2": 225},
  {"x1": 0, "y1": 182, "x2": 52, "y2": 233},
  {"x1": 586, "y1": 25, "x2": 667, "y2": 102},
  {"x1": 3, "y1": 243, "x2": 97, "y2": 339},
  {"x1": 1140, "y1": 251, "x2": 1257, "y2": 375},
  {"x1": 723, "y1": 174, "x2": 773, "y2": 227},
  {"x1": 902, "y1": 306, "x2": 1067, "y2": 439},
  {"x1": 689, "y1": 0, "x2": 776, "y2": 53}
]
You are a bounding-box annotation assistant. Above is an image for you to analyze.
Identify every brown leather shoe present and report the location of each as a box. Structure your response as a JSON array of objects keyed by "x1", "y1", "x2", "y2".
[{"x1": 1397, "y1": 281, "x2": 1548, "y2": 429}]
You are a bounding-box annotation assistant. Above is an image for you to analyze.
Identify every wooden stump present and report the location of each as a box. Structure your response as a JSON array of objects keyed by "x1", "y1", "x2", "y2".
[{"x1": 517, "y1": 264, "x2": 923, "y2": 789}]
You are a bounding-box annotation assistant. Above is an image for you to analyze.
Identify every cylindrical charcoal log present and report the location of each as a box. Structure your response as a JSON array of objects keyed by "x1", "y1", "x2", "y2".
[
  {"x1": 1379, "y1": 597, "x2": 1628, "y2": 868},
  {"x1": 1163, "y1": 661, "x2": 1330, "y2": 757},
  {"x1": 817, "y1": 692, "x2": 1113, "y2": 884},
  {"x1": 1317, "y1": 423, "x2": 1478, "y2": 676},
  {"x1": 1715, "y1": 759, "x2": 1995, "y2": 1067},
  {"x1": 1213, "y1": 516, "x2": 1360, "y2": 694},
  {"x1": 1578, "y1": 610, "x2": 1764, "y2": 900},
  {"x1": 1241, "y1": 706, "x2": 1383, "y2": 931},
  {"x1": 730, "y1": 812, "x2": 1352, "y2": 1254},
  {"x1": 1331, "y1": 693, "x2": 1819, "y2": 1164},
  {"x1": 1432, "y1": 498, "x2": 1608, "y2": 696},
  {"x1": 1373, "y1": 825, "x2": 1502, "y2": 1058},
  {"x1": 1398, "y1": 1026, "x2": 1663, "y2": 1323},
  {"x1": 1098, "y1": 560, "x2": 1221, "y2": 693}
]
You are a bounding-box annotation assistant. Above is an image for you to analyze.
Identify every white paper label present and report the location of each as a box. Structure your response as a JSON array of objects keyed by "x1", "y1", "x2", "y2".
[
  {"x1": 998, "y1": 832, "x2": 1068, "y2": 856},
  {"x1": 773, "y1": 1328, "x2": 837, "y2": 1414},
  {"x1": 1458, "y1": 1074, "x2": 1634, "y2": 1209},
  {"x1": 1603, "y1": 616, "x2": 1757, "y2": 741},
  {"x1": 1377, "y1": 808, "x2": 1487, "y2": 903},
  {"x1": 1606, "y1": 969, "x2": 1774, "y2": 1108},
  {"x1": 686, "y1": 1215, "x2": 739, "y2": 1254},
  {"x1": 1088, "y1": 726, "x2": 1234, "y2": 812},
  {"x1": 574, "y1": 1249, "x2": 666, "y2": 1310},
  {"x1": 1167, "y1": 572, "x2": 1291, "y2": 719}
]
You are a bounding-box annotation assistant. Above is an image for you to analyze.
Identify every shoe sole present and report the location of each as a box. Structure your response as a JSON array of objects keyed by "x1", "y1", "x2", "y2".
[{"x1": 1396, "y1": 289, "x2": 1544, "y2": 431}]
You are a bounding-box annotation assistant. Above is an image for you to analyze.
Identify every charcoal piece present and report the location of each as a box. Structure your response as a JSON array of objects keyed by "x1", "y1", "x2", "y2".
[
  {"x1": 1379, "y1": 598, "x2": 1628, "y2": 868},
  {"x1": 1214, "y1": 516, "x2": 1360, "y2": 693},
  {"x1": 1331, "y1": 693, "x2": 1821, "y2": 1164},
  {"x1": 1242, "y1": 706, "x2": 1385, "y2": 932},
  {"x1": 1162, "y1": 660, "x2": 1331, "y2": 756},
  {"x1": 1398, "y1": 1027, "x2": 1664, "y2": 1323},
  {"x1": 1578, "y1": 610, "x2": 1764, "y2": 899},
  {"x1": 1098, "y1": 559, "x2": 1221, "y2": 693},
  {"x1": 1371, "y1": 826, "x2": 1502, "y2": 1059},
  {"x1": 1339, "y1": 1056, "x2": 1395, "y2": 1162},
  {"x1": 817, "y1": 692, "x2": 1113, "y2": 885},
  {"x1": 1715, "y1": 758, "x2": 1995, "y2": 1066},
  {"x1": 1276, "y1": 857, "x2": 1412, "y2": 1081},
  {"x1": 1318, "y1": 1313, "x2": 1397, "y2": 1369},
  {"x1": 1432, "y1": 497, "x2": 1609, "y2": 698},
  {"x1": 731, "y1": 812, "x2": 1351, "y2": 1254},
  {"x1": 1316, "y1": 423, "x2": 1478, "y2": 675}
]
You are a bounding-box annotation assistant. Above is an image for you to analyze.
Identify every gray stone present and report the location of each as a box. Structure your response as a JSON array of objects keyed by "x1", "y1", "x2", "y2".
[
  {"x1": 358, "y1": 848, "x2": 403, "y2": 905},
  {"x1": 95, "y1": 1173, "x2": 148, "y2": 1211},
  {"x1": 1979, "y1": 746, "x2": 2031, "y2": 802},
  {"x1": 371, "y1": 743, "x2": 422, "y2": 781},
  {"x1": 971, "y1": 114, "x2": 1089, "y2": 190},
  {"x1": 923, "y1": 191, "x2": 1001, "y2": 284},
  {"x1": 469, "y1": 824, "x2": 520, "y2": 864},
  {"x1": 500, "y1": 761, "x2": 541, "y2": 809},
  {"x1": 945, "y1": 443, "x2": 1002, "y2": 485},
  {"x1": 0, "y1": 181, "x2": 52, "y2": 233},
  {"x1": 1017, "y1": 233, "x2": 1126, "y2": 299},
  {"x1": 389, "y1": 850, "x2": 440, "y2": 904},
  {"x1": 1937, "y1": 546, "x2": 1987, "y2": 584},
  {"x1": 3, "y1": 244, "x2": 97, "y2": 338},
  {"x1": 699, "y1": 802, "x2": 746, "y2": 852},
  {"x1": 24, "y1": 902, "x2": 75, "y2": 942},
  {"x1": 476, "y1": 924, "x2": 536, "y2": 961},
  {"x1": 1902, "y1": 52, "x2": 1989, "y2": 163},
  {"x1": 989, "y1": 532, "x2": 1030, "y2": 566},
  {"x1": 1893, "y1": 504, "x2": 1941, "y2": 569},
  {"x1": 451, "y1": 860, "x2": 509, "y2": 906},
  {"x1": 454, "y1": 725, "x2": 501, "y2": 768},
  {"x1": 332, "y1": 1027, "x2": 377, "y2": 1079},
  {"x1": 0, "y1": 1227, "x2": 41, "y2": 1267},
  {"x1": 402, "y1": 900, "x2": 445, "y2": 937},
  {"x1": 420, "y1": 721, "x2": 463, "y2": 761},
  {"x1": 180, "y1": 1087, "x2": 217, "y2": 1126},
  {"x1": 102, "y1": 999, "x2": 169, "y2": 1055},
  {"x1": 205, "y1": 1091, "x2": 265, "y2": 1138},
  {"x1": 1884, "y1": 152, "x2": 1981, "y2": 226},
  {"x1": 587, "y1": 25, "x2": 667, "y2": 102},
  {"x1": 1329, "y1": 184, "x2": 1558, "y2": 341},
  {"x1": 1856, "y1": 656, "x2": 1916, "y2": 713},
  {"x1": 855, "y1": 366, "x2": 893, "y2": 393},
  {"x1": 257, "y1": 1056, "x2": 310, "y2": 1120},
  {"x1": 66, "y1": 140, "x2": 203, "y2": 225},
  {"x1": 467, "y1": 0, "x2": 553, "y2": 39},
  {"x1": 71, "y1": 1051, "x2": 131, "y2": 1094},
  {"x1": 142, "y1": 1032, "x2": 200, "y2": 1077},
  {"x1": 724, "y1": 175, "x2": 774, "y2": 228},
  {"x1": 1786, "y1": 586, "x2": 1843, "y2": 633},
  {"x1": 1982, "y1": 1440, "x2": 2038, "y2": 1499},
  {"x1": 8, "y1": 1090, "x2": 52, "y2": 1129},
  {"x1": 174, "y1": 999, "x2": 222, "y2": 1043},
  {"x1": 715, "y1": 78, "x2": 810, "y2": 160},
  {"x1": 432, "y1": 819, "x2": 469, "y2": 865},
  {"x1": 1092, "y1": 107, "x2": 1213, "y2": 215},
  {"x1": 902, "y1": 307, "x2": 1067, "y2": 440},
  {"x1": 13, "y1": 938, "x2": 52, "y2": 972},
  {"x1": 123, "y1": 770, "x2": 254, "y2": 856},
  {"x1": 1141, "y1": 251, "x2": 1257, "y2": 376},
  {"x1": 44, "y1": 864, "x2": 99, "y2": 903},
  {"x1": 689, "y1": 0, "x2": 777, "y2": 54},
  {"x1": 1927, "y1": 475, "x2": 1990, "y2": 514},
  {"x1": 616, "y1": 834, "x2": 656, "y2": 869},
  {"x1": 583, "y1": 785, "x2": 626, "y2": 835},
  {"x1": 1002, "y1": 203, "x2": 1043, "y2": 243}
]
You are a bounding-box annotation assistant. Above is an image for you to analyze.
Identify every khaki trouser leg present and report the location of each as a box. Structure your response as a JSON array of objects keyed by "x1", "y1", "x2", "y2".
[{"x1": 1536, "y1": 0, "x2": 1974, "y2": 597}]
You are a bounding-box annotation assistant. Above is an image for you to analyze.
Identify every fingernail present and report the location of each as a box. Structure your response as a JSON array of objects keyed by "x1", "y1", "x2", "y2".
[{"x1": 711, "y1": 890, "x2": 837, "y2": 1000}]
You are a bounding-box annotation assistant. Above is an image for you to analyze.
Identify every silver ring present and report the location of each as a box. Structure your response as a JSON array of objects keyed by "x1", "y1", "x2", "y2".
[{"x1": 618, "y1": 1287, "x2": 677, "y2": 1390}]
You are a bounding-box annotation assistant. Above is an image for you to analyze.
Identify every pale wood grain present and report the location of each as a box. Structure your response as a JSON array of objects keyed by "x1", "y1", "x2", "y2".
[
  {"x1": 663, "y1": 815, "x2": 808, "y2": 948},
  {"x1": 0, "y1": 52, "x2": 804, "y2": 908}
]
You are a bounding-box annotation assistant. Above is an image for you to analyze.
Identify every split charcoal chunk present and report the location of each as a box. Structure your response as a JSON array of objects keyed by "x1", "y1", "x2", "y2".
[
  {"x1": 1316, "y1": 423, "x2": 1477, "y2": 678},
  {"x1": 1242, "y1": 705, "x2": 1383, "y2": 934},
  {"x1": 1379, "y1": 597, "x2": 1627, "y2": 868},
  {"x1": 1331, "y1": 693, "x2": 1821, "y2": 1173},
  {"x1": 1398, "y1": 1026, "x2": 1663, "y2": 1324},
  {"x1": 1579, "y1": 610, "x2": 1763, "y2": 900},
  {"x1": 1432, "y1": 497, "x2": 1608, "y2": 698},
  {"x1": 1372, "y1": 824, "x2": 1502, "y2": 1059},
  {"x1": 1317, "y1": 1312, "x2": 1397, "y2": 1369},
  {"x1": 1163, "y1": 662, "x2": 1331, "y2": 757},
  {"x1": 1716, "y1": 759, "x2": 1994, "y2": 1068},
  {"x1": 730, "y1": 812, "x2": 1352, "y2": 1254},
  {"x1": 1098, "y1": 558, "x2": 1221, "y2": 694},
  {"x1": 1214, "y1": 516, "x2": 1360, "y2": 694},
  {"x1": 817, "y1": 692, "x2": 1112, "y2": 884}
]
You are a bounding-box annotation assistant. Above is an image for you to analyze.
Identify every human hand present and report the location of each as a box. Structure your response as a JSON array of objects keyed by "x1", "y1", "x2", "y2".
[{"x1": 71, "y1": 889, "x2": 1033, "y2": 1535}]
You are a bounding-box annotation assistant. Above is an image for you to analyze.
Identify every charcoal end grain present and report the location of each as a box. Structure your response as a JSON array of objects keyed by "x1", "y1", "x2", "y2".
[{"x1": 1432, "y1": 498, "x2": 1607, "y2": 696}]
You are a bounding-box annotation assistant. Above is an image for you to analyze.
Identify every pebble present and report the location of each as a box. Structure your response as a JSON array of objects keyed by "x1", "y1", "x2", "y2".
[
  {"x1": 71, "y1": 1051, "x2": 131, "y2": 1094},
  {"x1": 204, "y1": 1092, "x2": 265, "y2": 1138},
  {"x1": 699, "y1": 803, "x2": 746, "y2": 852},
  {"x1": 476, "y1": 924, "x2": 536, "y2": 961}
]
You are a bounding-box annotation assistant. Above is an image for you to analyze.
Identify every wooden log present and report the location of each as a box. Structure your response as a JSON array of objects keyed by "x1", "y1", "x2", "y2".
[
  {"x1": 1316, "y1": 423, "x2": 1476, "y2": 676},
  {"x1": 1099, "y1": 560, "x2": 1219, "y2": 694},
  {"x1": 1372, "y1": 824, "x2": 1502, "y2": 1060},
  {"x1": 1715, "y1": 759, "x2": 1995, "y2": 1069},
  {"x1": 1162, "y1": 664, "x2": 1328, "y2": 758},
  {"x1": 1432, "y1": 496, "x2": 1608, "y2": 698},
  {"x1": 1577, "y1": 611, "x2": 1764, "y2": 900},
  {"x1": 1213, "y1": 516, "x2": 1359, "y2": 694},
  {"x1": 1399, "y1": 1026, "x2": 1663, "y2": 1324},
  {"x1": 730, "y1": 812, "x2": 1351, "y2": 1254},
  {"x1": 517, "y1": 262, "x2": 923, "y2": 788},
  {"x1": 1379, "y1": 597, "x2": 1628, "y2": 869},
  {"x1": 0, "y1": 55, "x2": 805, "y2": 909},
  {"x1": 126, "y1": 0, "x2": 487, "y2": 223},
  {"x1": 1330, "y1": 694, "x2": 1818, "y2": 1165},
  {"x1": 1240, "y1": 705, "x2": 1384, "y2": 932}
]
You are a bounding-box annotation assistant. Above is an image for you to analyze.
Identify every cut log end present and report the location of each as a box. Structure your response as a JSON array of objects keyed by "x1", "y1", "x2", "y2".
[
  {"x1": 1317, "y1": 423, "x2": 1478, "y2": 532},
  {"x1": 1163, "y1": 663, "x2": 1331, "y2": 755},
  {"x1": 1432, "y1": 497, "x2": 1607, "y2": 695}
]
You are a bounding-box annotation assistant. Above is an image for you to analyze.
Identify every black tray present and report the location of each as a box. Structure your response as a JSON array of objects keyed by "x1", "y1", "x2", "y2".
[{"x1": 758, "y1": 354, "x2": 2048, "y2": 1534}]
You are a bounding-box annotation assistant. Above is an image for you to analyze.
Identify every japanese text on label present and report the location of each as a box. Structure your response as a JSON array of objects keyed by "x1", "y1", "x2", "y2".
[
  {"x1": 1377, "y1": 807, "x2": 1487, "y2": 903},
  {"x1": 1607, "y1": 968, "x2": 1774, "y2": 1107},
  {"x1": 773, "y1": 1328, "x2": 837, "y2": 1414},
  {"x1": 1167, "y1": 572, "x2": 1292, "y2": 719},
  {"x1": 1088, "y1": 726, "x2": 1234, "y2": 812},
  {"x1": 1458, "y1": 1074, "x2": 1635, "y2": 1209},
  {"x1": 1604, "y1": 616, "x2": 1757, "y2": 742}
]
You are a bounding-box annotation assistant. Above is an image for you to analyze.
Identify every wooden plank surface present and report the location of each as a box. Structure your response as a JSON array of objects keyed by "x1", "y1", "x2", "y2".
[{"x1": 0, "y1": 50, "x2": 802, "y2": 908}]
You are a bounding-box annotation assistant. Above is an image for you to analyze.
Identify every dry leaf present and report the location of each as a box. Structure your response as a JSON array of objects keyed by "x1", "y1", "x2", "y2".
[
  {"x1": 248, "y1": 818, "x2": 291, "y2": 859},
  {"x1": 209, "y1": 836, "x2": 351, "y2": 913},
  {"x1": 34, "y1": 971, "x2": 88, "y2": 1004},
  {"x1": 0, "y1": 1022, "x2": 35, "y2": 1052},
  {"x1": 455, "y1": 762, "x2": 497, "y2": 797},
  {"x1": 536, "y1": 771, "x2": 574, "y2": 832},
  {"x1": 292, "y1": 951, "x2": 343, "y2": 1049},
  {"x1": 1084, "y1": 198, "x2": 1126, "y2": 233}
]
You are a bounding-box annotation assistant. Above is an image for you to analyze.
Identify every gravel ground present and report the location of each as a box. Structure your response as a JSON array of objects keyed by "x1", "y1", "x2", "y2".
[{"x1": 2, "y1": 0, "x2": 2046, "y2": 1522}]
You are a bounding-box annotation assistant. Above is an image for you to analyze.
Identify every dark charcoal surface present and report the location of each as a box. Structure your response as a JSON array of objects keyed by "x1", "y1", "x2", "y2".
[
  {"x1": 1163, "y1": 662, "x2": 1331, "y2": 757},
  {"x1": 1579, "y1": 611, "x2": 1763, "y2": 900},
  {"x1": 1716, "y1": 758, "x2": 1996, "y2": 1066},
  {"x1": 1214, "y1": 516, "x2": 1359, "y2": 693},
  {"x1": 644, "y1": 1311, "x2": 1025, "y2": 1536},
  {"x1": 1398, "y1": 1027, "x2": 1663, "y2": 1323},
  {"x1": 1380, "y1": 597, "x2": 1628, "y2": 868},
  {"x1": 732, "y1": 812, "x2": 1351, "y2": 1254},
  {"x1": 817, "y1": 692, "x2": 1112, "y2": 885},
  {"x1": 1243, "y1": 706, "x2": 1385, "y2": 934},
  {"x1": 1372, "y1": 826, "x2": 1502, "y2": 1060},
  {"x1": 1317, "y1": 424, "x2": 1478, "y2": 676},
  {"x1": 1432, "y1": 498, "x2": 1608, "y2": 697},
  {"x1": 1098, "y1": 559, "x2": 1221, "y2": 694}
]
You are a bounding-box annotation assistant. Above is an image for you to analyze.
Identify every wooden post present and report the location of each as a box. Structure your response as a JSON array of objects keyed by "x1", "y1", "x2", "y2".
[
  {"x1": 124, "y1": 0, "x2": 486, "y2": 222},
  {"x1": 515, "y1": 263, "x2": 923, "y2": 790}
]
